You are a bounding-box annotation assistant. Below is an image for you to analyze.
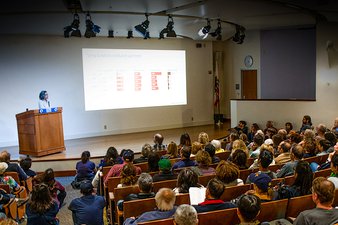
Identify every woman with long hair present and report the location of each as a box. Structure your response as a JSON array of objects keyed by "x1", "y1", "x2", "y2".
[
  {"x1": 26, "y1": 183, "x2": 59, "y2": 225},
  {"x1": 173, "y1": 168, "x2": 203, "y2": 194},
  {"x1": 98, "y1": 146, "x2": 123, "y2": 168},
  {"x1": 118, "y1": 163, "x2": 138, "y2": 187}
]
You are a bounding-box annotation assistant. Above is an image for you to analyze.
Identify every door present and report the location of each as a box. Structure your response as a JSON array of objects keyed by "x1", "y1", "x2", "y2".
[{"x1": 241, "y1": 70, "x2": 257, "y2": 99}]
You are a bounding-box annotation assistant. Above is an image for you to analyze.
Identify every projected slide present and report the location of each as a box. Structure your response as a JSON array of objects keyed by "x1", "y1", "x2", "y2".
[{"x1": 82, "y1": 49, "x2": 187, "y2": 111}]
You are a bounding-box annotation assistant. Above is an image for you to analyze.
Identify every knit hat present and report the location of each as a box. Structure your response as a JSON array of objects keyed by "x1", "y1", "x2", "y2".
[
  {"x1": 158, "y1": 158, "x2": 172, "y2": 171},
  {"x1": 248, "y1": 172, "x2": 271, "y2": 192},
  {"x1": 0, "y1": 162, "x2": 8, "y2": 175}
]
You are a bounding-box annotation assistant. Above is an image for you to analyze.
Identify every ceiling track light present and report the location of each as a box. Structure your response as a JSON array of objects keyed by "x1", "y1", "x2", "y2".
[
  {"x1": 64, "y1": 13, "x2": 81, "y2": 38},
  {"x1": 84, "y1": 12, "x2": 101, "y2": 38},
  {"x1": 198, "y1": 19, "x2": 211, "y2": 39},
  {"x1": 232, "y1": 25, "x2": 245, "y2": 44},
  {"x1": 210, "y1": 19, "x2": 222, "y2": 41},
  {"x1": 159, "y1": 15, "x2": 176, "y2": 39},
  {"x1": 135, "y1": 14, "x2": 150, "y2": 39}
]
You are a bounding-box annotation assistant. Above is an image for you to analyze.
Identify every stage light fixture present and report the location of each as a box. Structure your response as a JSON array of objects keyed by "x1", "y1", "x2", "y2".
[
  {"x1": 127, "y1": 30, "x2": 134, "y2": 39},
  {"x1": 210, "y1": 19, "x2": 222, "y2": 41},
  {"x1": 84, "y1": 12, "x2": 101, "y2": 38},
  {"x1": 64, "y1": 13, "x2": 81, "y2": 38},
  {"x1": 159, "y1": 15, "x2": 176, "y2": 39},
  {"x1": 232, "y1": 25, "x2": 245, "y2": 44},
  {"x1": 198, "y1": 19, "x2": 211, "y2": 39},
  {"x1": 135, "y1": 14, "x2": 150, "y2": 38}
]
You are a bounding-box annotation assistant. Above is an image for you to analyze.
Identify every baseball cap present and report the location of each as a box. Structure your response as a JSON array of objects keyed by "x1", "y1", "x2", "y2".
[
  {"x1": 80, "y1": 181, "x2": 94, "y2": 191},
  {"x1": 248, "y1": 172, "x2": 271, "y2": 192},
  {"x1": 158, "y1": 158, "x2": 172, "y2": 171}
]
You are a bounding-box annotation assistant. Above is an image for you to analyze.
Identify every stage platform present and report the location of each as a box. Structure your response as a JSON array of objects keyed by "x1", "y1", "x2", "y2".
[{"x1": 3, "y1": 123, "x2": 230, "y2": 175}]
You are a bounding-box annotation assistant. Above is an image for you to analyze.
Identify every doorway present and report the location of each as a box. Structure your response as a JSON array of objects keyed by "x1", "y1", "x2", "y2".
[{"x1": 241, "y1": 70, "x2": 257, "y2": 99}]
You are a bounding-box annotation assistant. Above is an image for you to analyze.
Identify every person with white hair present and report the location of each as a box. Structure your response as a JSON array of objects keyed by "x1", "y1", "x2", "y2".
[
  {"x1": 123, "y1": 188, "x2": 177, "y2": 225},
  {"x1": 173, "y1": 204, "x2": 198, "y2": 225},
  {"x1": 211, "y1": 139, "x2": 225, "y2": 153}
]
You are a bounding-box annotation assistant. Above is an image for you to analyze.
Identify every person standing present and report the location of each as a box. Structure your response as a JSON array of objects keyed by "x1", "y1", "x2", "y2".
[{"x1": 38, "y1": 90, "x2": 51, "y2": 110}]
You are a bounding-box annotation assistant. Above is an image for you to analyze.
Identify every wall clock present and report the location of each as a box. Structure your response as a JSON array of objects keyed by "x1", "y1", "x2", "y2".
[{"x1": 244, "y1": 55, "x2": 253, "y2": 68}]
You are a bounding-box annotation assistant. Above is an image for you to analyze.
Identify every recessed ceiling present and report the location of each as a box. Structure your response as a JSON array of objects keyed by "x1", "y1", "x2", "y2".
[{"x1": 0, "y1": 0, "x2": 337, "y2": 40}]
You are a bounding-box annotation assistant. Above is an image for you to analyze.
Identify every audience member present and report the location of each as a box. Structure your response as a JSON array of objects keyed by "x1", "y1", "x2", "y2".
[
  {"x1": 172, "y1": 146, "x2": 197, "y2": 170},
  {"x1": 191, "y1": 141, "x2": 203, "y2": 157},
  {"x1": 299, "y1": 115, "x2": 313, "y2": 134},
  {"x1": 325, "y1": 131, "x2": 337, "y2": 152},
  {"x1": 215, "y1": 161, "x2": 243, "y2": 187},
  {"x1": 239, "y1": 133, "x2": 250, "y2": 146},
  {"x1": 236, "y1": 195, "x2": 261, "y2": 225},
  {"x1": 98, "y1": 146, "x2": 123, "y2": 168},
  {"x1": 332, "y1": 117, "x2": 338, "y2": 137},
  {"x1": 0, "y1": 162, "x2": 24, "y2": 194},
  {"x1": 26, "y1": 183, "x2": 59, "y2": 225},
  {"x1": 0, "y1": 150, "x2": 27, "y2": 181},
  {"x1": 0, "y1": 189, "x2": 11, "y2": 219},
  {"x1": 211, "y1": 139, "x2": 224, "y2": 154},
  {"x1": 285, "y1": 122, "x2": 294, "y2": 134},
  {"x1": 275, "y1": 161, "x2": 313, "y2": 199},
  {"x1": 316, "y1": 123, "x2": 328, "y2": 139},
  {"x1": 198, "y1": 132, "x2": 209, "y2": 148},
  {"x1": 173, "y1": 204, "x2": 198, "y2": 225},
  {"x1": 165, "y1": 141, "x2": 179, "y2": 159},
  {"x1": 147, "y1": 151, "x2": 160, "y2": 172},
  {"x1": 234, "y1": 120, "x2": 249, "y2": 136},
  {"x1": 117, "y1": 163, "x2": 138, "y2": 188},
  {"x1": 248, "y1": 123, "x2": 260, "y2": 142},
  {"x1": 272, "y1": 133, "x2": 283, "y2": 155},
  {"x1": 317, "y1": 139, "x2": 332, "y2": 156},
  {"x1": 289, "y1": 131, "x2": 302, "y2": 144},
  {"x1": 152, "y1": 158, "x2": 177, "y2": 182},
  {"x1": 123, "y1": 188, "x2": 177, "y2": 225},
  {"x1": 328, "y1": 153, "x2": 338, "y2": 188},
  {"x1": 38, "y1": 168, "x2": 66, "y2": 209},
  {"x1": 293, "y1": 177, "x2": 338, "y2": 225},
  {"x1": 104, "y1": 149, "x2": 142, "y2": 184},
  {"x1": 247, "y1": 149, "x2": 276, "y2": 181},
  {"x1": 134, "y1": 144, "x2": 152, "y2": 164},
  {"x1": 117, "y1": 173, "x2": 155, "y2": 211},
  {"x1": 274, "y1": 141, "x2": 292, "y2": 164},
  {"x1": 174, "y1": 168, "x2": 202, "y2": 194},
  {"x1": 249, "y1": 133, "x2": 264, "y2": 159},
  {"x1": 193, "y1": 150, "x2": 215, "y2": 175},
  {"x1": 205, "y1": 143, "x2": 220, "y2": 164},
  {"x1": 246, "y1": 172, "x2": 273, "y2": 202},
  {"x1": 277, "y1": 128, "x2": 288, "y2": 141},
  {"x1": 75, "y1": 151, "x2": 96, "y2": 182},
  {"x1": 225, "y1": 132, "x2": 239, "y2": 151},
  {"x1": 277, "y1": 144, "x2": 304, "y2": 178},
  {"x1": 19, "y1": 156, "x2": 36, "y2": 177},
  {"x1": 178, "y1": 133, "x2": 192, "y2": 155},
  {"x1": 248, "y1": 144, "x2": 275, "y2": 171},
  {"x1": 231, "y1": 149, "x2": 248, "y2": 169},
  {"x1": 231, "y1": 139, "x2": 249, "y2": 158},
  {"x1": 192, "y1": 178, "x2": 235, "y2": 213},
  {"x1": 69, "y1": 182, "x2": 105, "y2": 225},
  {"x1": 153, "y1": 133, "x2": 166, "y2": 151},
  {"x1": 300, "y1": 129, "x2": 317, "y2": 158},
  {"x1": 263, "y1": 121, "x2": 278, "y2": 139}
]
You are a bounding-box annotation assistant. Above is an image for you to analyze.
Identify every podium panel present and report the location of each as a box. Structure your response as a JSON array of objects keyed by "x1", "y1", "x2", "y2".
[{"x1": 16, "y1": 107, "x2": 65, "y2": 157}]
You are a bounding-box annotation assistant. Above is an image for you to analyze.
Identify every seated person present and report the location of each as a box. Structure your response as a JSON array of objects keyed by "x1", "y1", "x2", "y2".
[
  {"x1": 205, "y1": 143, "x2": 220, "y2": 164},
  {"x1": 230, "y1": 149, "x2": 248, "y2": 170},
  {"x1": 215, "y1": 161, "x2": 243, "y2": 187},
  {"x1": 249, "y1": 133, "x2": 264, "y2": 159},
  {"x1": 0, "y1": 162, "x2": 24, "y2": 194},
  {"x1": 234, "y1": 120, "x2": 248, "y2": 136},
  {"x1": 198, "y1": 132, "x2": 209, "y2": 148},
  {"x1": 274, "y1": 141, "x2": 292, "y2": 164},
  {"x1": 174, "y1": 204, "x2": 198, "y2": 225},
  {"x1": 98, "y1": 146, "x2": 123, "y2": 168},
  {"x1": 236, "y1": 195, "x2": 261, "y2": 225},
  {"x1": 0, "y1": 150, "x2": 27, "y2": 181},
  {"x1": 165, "y1": 141, "x2": 179, "y2": 159},
  {"x1": 193, "y1": 150, "x2": 215, "y2": 176},
  {"x1": 293, "y1": 177, "x2": 338, "y2": 225},
  {"x1": 225, "y1": 132, "x2": 239, "y2": 151},
  {"x1": 211, "y1": 139, "x2": 225, "y2": 154},
  {"x1": 191, "y1": 141, "x2": 203, "y2": 158},
  {"x1": 285, "y1": 122, "x2": 294, "y2": 134},
  {"x1": 68, "y1": 182, "x2": 105, "y2": 225},
  {"x1": 247, "y1": 150, "x2": 276, "y2": 182},
  {"x1": 331, "y1": 117, "x2": 338, "y2": 137},
  {"x1": 75, "y1": 151, "x2": 96, "y2": 182},
  {"x1": 104, "y1": 149, "x2": 142, "y2": 185},
  {"x1": 173, "y1": 168, "x2": 203, "y2": 194},
  {"x1": 123, "y1": 188, "x2": 177, "y2": 225},
  {"x1": 277, "y1": 144, "x2": 304, "y2": 178},
  {"x1": 248, "y1": 123, "x2": 260, "y2": 142},
  {"x1": 0, "y1": 189, "x2": 11, "y2": 218},
  {"x1": 133, "y1": 144, "x2": 151, "y2": 164},
  {"x1": 153, "y1": 133, "x2": 166, "y2": 151},
  {"x1": 328, "y1": 153, "x2": 338, "y2": 188},
  {"x1": 152, "y1": 158, "x2": 177, "y2": 182},
  {"x1": 192, "y1": 178, "x2": 235, "y2": 213},
  {"x1": 263, "y1": 121, "x2": 277, "y2": 139},
  {"x1": 246, "y1": 172, "x2": 273, "y2": 202},
  {"x1": 147, "y1": 152, "x2": 160, "y2": 172},
  {"x1": 316, "y1": 139, "x2": 332, "y2": 156},
  {"x1": 117, "y1": 173, "x2": 155, "y2": 211},
  {"x1": 248, "y1": 144, "x2": 276, "y2": 171},
  {"x1": 117, "y1": 163, "x2": 138, "y2": 188},
  {"x1": 275, "y1": 161, "x2": 313, "y2": 200},
  {"x1": 299, "y1": 115, "x2": 313, "y2": 134},
  {"x1": 172, "y1": 146, "x2": 197, "y2": 170},
  {"x1": 19, "y1": 156, "x2": 36, "y2": 177}
]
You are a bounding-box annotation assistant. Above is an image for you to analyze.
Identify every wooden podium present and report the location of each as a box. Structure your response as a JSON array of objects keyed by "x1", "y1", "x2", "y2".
[{"x1": 16, "y1": 107, "x2": 65, "y2": 157}]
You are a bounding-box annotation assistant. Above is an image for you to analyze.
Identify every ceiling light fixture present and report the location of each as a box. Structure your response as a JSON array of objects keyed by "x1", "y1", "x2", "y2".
[
  {"x1": 84, "y1": 12, "x2": 101, "y2": 38},
  {"x1": 210, "y1": 19, "x2": 222, "y2": 41},
  {"x1": 198, "y1": 19, "x2": 211, "y2": 39},
  {"x1": 159, "y1": 15, "x2": 176, "y2": 39},
  {"x1": 232, "y1": 25, "x2": 245, "y2": 44},
  {"x1": 135, "y1": 14, "x2": 150, "y2": 39},
  {"x1": 64, "y1": 13, "x2": 81, "y2": 38}
]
